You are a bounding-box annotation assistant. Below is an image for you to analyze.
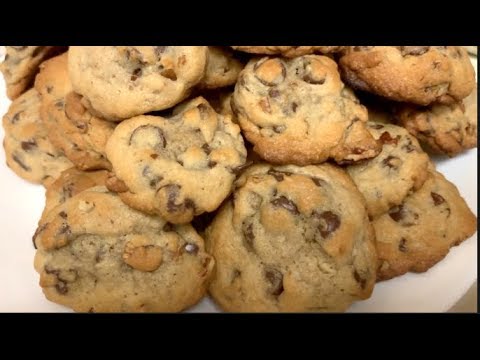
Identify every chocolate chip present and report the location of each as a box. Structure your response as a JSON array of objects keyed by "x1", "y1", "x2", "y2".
[
  {"x1": 401, "y1": 138, "x2": 416, "y2": 153},
  {"x1": 160, "y1": 68, "x2": 177, "y2": 81},
  {"x1": 399, "y1": 238, "x2": 408, "y2": 252},
  {"x1": 55, "y1": 280, "x2": 68, "y2": 295},
  {"x1": 382, "y1": 155, "x2": 401, "y2": 169},
  {"x1": 162, "y1": 222, "x2": 175, "y2": 232},
  {"x1": 163, "y1": 184, "x2": 195, "y2": 213},
  {"x1": 131, "y1": 67, "x2": 142, "y2": 81},
  {"x1": 142, "y1": 166, "x2": 163, "y2": 188},
  {"x1": 353, "y1": 270, "x2": 367, "y2": 289},
  {"x1": 184, "y1": 243, "x2": 199, "y2": 255},
  {"x1": 431, "y1": 192, "x2": 445, "y2": 206},
  {"x1": 379, "y1": 131, "x2": 399, "y2": 145},
  {"x1": 316, "y1": 211, "x2": 341, "y2": 238},
  {"x1": 267, "y1": 169, "x2": 292, "y2": 181},
  {"x1": 150, "y1": 153, "x2": 158, "y2": 159},
  {"x1": 58, "y1": 211, "x2": 68, "y2": 219},
  {"x1": 271, "y1": 196, "x2": 299, "y2": 215},
  {"x1": 291, "y1": 102, "x2": 298, "y2": 113},
  {"x1": 353, "y1": 46, "x2": 373, "y2": 52},
  {"x1": 398, "y1": 46, "x2": 430, "y2": 56},
  {"x1": 11, "y1": 111, "x2": 23, "y2": 123},
  {"x1": 208, "y1": 161, "x2": 217, "y2": 168},
  {"x1": 12, "y1": 154, "x2": 31, "y2": 172},
  {"x1": 310, "y1": 177, "x2": 325, "y2": 187},
  {"x1": 58, "y1": 223, "x2": 71, "y2": 236},
  {"x1": 155, "y1": 46, "x2": 168, "y2": 56},
  {"x1": 230, "y1": 160, "x2": 253, "y2": 175},
  {"x1": 268, "y1": 89, "x2": 281, "y2": 98},
  {"x1": 21, "y1": 139, "x2": 37, "y2": 151},
  {"x1": 388, "y1": 205, "x2": 418, "y2": 226},
  {"x1": 389, "y1": 205, "x2": 404, "y2": 222},
  {"x1": 201, "y1": 143, "x2": 211, "y2": 155},
  {"x1": 273, "y1": 125, "x2": 286, "y2": 133},
  {"x1": 242, "y1": 222, "x2": 255, "y2": 252},
  {"x1": 265, "y1": 268, "x2": 284, "y2": 296},
  {"x1": 128, "y1": 124, "x2": 166, "y2": 149}
]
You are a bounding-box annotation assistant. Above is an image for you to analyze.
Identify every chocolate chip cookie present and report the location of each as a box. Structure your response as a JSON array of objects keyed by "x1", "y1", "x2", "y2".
[
  {"x1": 68, "y1": 46, "x2": 209, "y2": 121},
  {"x1": 395, "y1": 87, "x2": 477, "y2": 157},
  {"x1": 41, "y1": 168, "x2": 108, "y2": 218},
  {"x1": 0, "y1": 46, "x2": 65, "y2": 100},
  {"x1": 36, "y1": 53, "x2": 115, "y2": 170},
  {"x1": 231, "y1": 46, "x2": 345, "y2": 57},
  {"x1": 206, "y1": 164, "x2": 377, "y2": 312},
  {"x1": 232, "y1": 55, "x2": 381, "y2": 165},
  {"x1": 105, "y1": 97, "x2": 247, "y2": 224},
  {"x1": 198, "y1": 47, "x2": 244, "y2": 89},
  {"x1": 339, "y1": 46, "x2": 475, "y2": 105},
  {"x1": 33, "y1": 186, "x2": 214, "y2": 312},
  {"x1": 2, "y1": 88, "x2": 73, "y2": 186},
  {"x1": 347, "y1": 123, "x2": 430, "y2": 219},
  {"x1": 374, "y1": 168, "x2": 477, "y2": 281}
]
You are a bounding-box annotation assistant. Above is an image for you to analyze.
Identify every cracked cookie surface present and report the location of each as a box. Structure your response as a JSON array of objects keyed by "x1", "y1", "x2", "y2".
[
  {"x1": 395, "y1": 87, "x2": 477, "y2": 157},
  {"x1": 105, "y1": 97, "x2": 247, "y2": 224},
  {"x1": 68, "y1": 46, "x2": 208, "y2": 120},
  {"x1": 232, "y1": 55, "x2": 380, "y2": 165},
  {"x1": 347, "y1": 123, "x2": 430, "y2": 219},
  {"x1": 33, "y1": 186, "x2": 214, "y2": 312},
  {"x1": 206, "y1": 163, "x2": 376, "y2": 312},
  {"x1": 339, "y1": 46, "x2": 475, "y2": 105},
  {"x1": 374, "y1": 168, "x2": 477, "y2": 281}
]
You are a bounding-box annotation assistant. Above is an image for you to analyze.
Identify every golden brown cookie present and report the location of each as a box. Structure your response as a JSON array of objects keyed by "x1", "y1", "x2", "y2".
[
  {"x1": 33, "y1": 186, "x2": 214, "y2": 312},
  {"x1": 395, "y1": 87, "x2": 477, "y2": 157},
  {"x1": 232, "y1": 55, "x2": 381, "y2": 165},
  {"x1": 374, "y1": 168, "x2": 477, "y2": 281},
  {"x1": 206, "y1": 164, "x2": 377, "y2": 312},
  {"x1": 339, "y1": 46, "x2": 475, "y2": 105}
]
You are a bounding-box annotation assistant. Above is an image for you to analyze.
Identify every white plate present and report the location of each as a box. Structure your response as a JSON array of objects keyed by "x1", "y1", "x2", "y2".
[{"x1": 0, "y1": 49, "x2": 476, "y2": 312}]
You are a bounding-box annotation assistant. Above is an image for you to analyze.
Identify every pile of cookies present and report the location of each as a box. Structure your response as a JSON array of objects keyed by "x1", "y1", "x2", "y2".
[{"x1": 1, "y1": 46, "x2": 477, "y2": 312}]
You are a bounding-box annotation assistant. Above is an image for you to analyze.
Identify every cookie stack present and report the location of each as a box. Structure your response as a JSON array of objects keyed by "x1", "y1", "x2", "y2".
[{"x1": 1, "y1": 46, "x2": 477, "y2": 312}]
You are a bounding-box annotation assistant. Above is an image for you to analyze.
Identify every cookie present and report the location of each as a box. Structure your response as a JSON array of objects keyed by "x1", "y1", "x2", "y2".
[
  {"x1": 347, "y1": 122, "x2": 430, "y2": 219},
  {"x1": 105, "y1": 97, "x2": 247, "y2": 224},
  {"x1": 41, "y1": 168, "x2": 108, "y2": 219},
  {"x1": 232, "y1": 55, "x2": 381, "y2": 165},
  {"x1": 2, "y1": 88, "x2": 73, "y2": 186},
  {"x1": 374, "y1": 168, "x2": 477, "y2": 281},
  {"x1": 68, "y1": 46, "x2": 208, "y2": 121},
  {"x1": 395, "y1": 87, "x2": 477, "y2": 157},
  {"x1": 0, "y1": 46, "x2": 65, "y2": 100},
  {"x1": 33, "y1": 186, "x2": 214, "y2": 312},
  {"x1": 206, "y1": 163, "x2": 377, "y2": 312},
  {"x1": 339, "y1": 46, "x2": 475, "y2": 105},
  {"x1": 231, "y1": 46, "x2": 345, "y2": 57},
  {"x1": 35, "y1": 53, "x2": 115, "y2": 170},
  {"x1": 198, "y1": 47, "x2": 244, "y2": 89}
]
